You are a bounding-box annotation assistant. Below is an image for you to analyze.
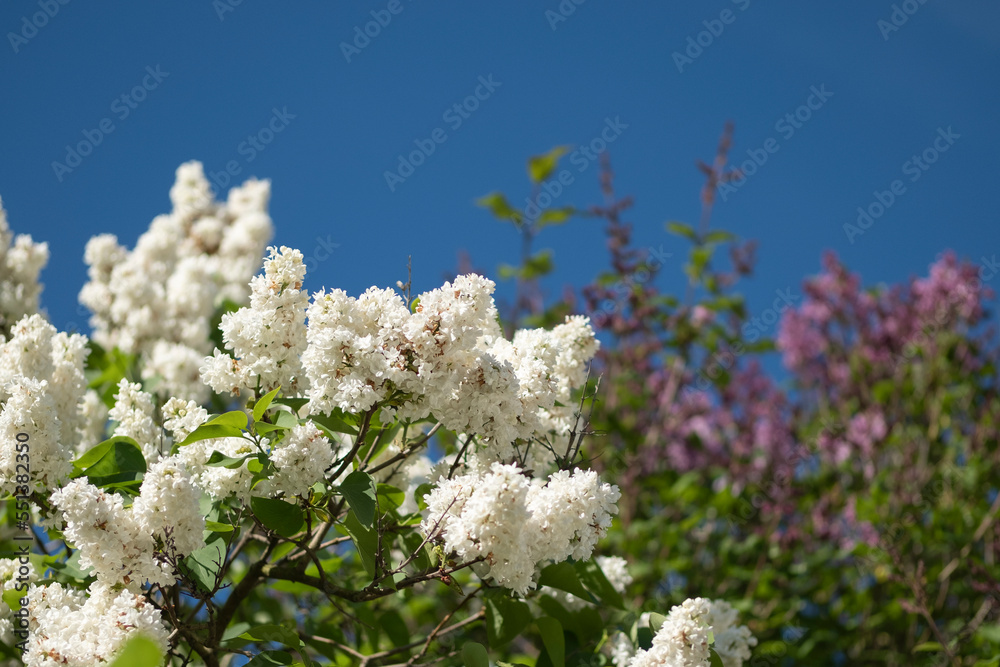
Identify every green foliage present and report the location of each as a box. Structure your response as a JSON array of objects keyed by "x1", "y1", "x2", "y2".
[
  {"x1": 107, "y1": 634, "x2": 165, "y2": 667},
  {"x1": 528, "y1": 146, "x2": 571, "y2": 184}
]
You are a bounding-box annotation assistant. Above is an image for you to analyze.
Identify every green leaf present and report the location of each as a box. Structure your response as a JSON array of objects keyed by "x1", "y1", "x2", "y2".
[
  {"x1": 177, "y1": 423, "x2": 246, "y2": 448},
  {"x1": 207, "y1": 410, "x2": 249, "y2": 430},
  {"x1": 250, "y1": 496, "x2": 304, "y2": 538},
  {"x1": 240, "y1": 624, "x2": 302, "y2": 648},
  {"x1": 205, "y1": 520, "x2": 235, "y2": 534},
  {"x1": 46, "y1": 549, "x2": 93, "y2": 582},
  {"x1": 462, "y1": 642, "x2": 490, "y2": 667},
  {"x1": 72, "y1": 436, "x2": 131, "y2": 472},
  {"x1": 380, "y1": 610, "x2": 410, "y2": 648},
  {"x1": 708, "y1": 648, "x2": 725, "y2": 667},
  {"x1": 913, "y1": 642, "x2": 945, "y2": 653},
  {"x1": 574, "y1": 559, "x2": 625, "y2": 609},
  {"x1": 689, "y1": 246, "x2": 712, "y2": 278},
  {"x1": 309, "y1": 410, "x2": 358, "y2": 436},
  {"x1": 522, "y1": 249, "x2": 554, "y2": 280},
  {"x1": 107, "y1": 633, "x2": 165, "y2": 667},
  {"x1": 703, "y1": 230, "x2": 736, "y2": 244},
  {"x1": 254, "y1": 422, "x2": 289, "y2": 436},
  {"x1": 498, "y1": 264, "x2": 520, "y2": 281},
  {"x1": 536, "y1": 207, "x2": 574, "y2": 228},
  {"x1": 2, "y1": 588, "x2": 24, "y2": 613},
  {"x1": 205, "y1": 450, "x2": 254, "y2": 469},
  {"x1": 221, "y1": 622, "x2": 253, "y2": 643},
  {"x1": 477, "y1": 192, "x2": 523, "y2": 225},
  {"x1": 253, "y1": 386, "x2": 281, "y2": 422},
  {"x1": 646, "y1": 612, "x2": 666, "y2": 634},
  {"x1": 245, "y1": 651, "x2": 294, "y2": 667},
  {"x1": 341, "y1": 510, "x2": 378, "y2": 578},
  {"x1": 528, "y1": 146, "x2": 570, "y2": 184},
  {"x1": 484, "y1": 590, "x2": 532, "y2": 646},
  {"x1": 274, "y1": 410, "x2": 299, "y2": 429},
  {"x1": 72, "y1": 437, "x2": 147, "y2": 492},
  {"x1": 415, "y1": 483, "x2": 434, "y2": 511},
  {"x1": 339, "y1": 471, "x2": 377, "y2": 527},
  {"x1": 180, "y1": 539, "x2": 226, "y2": 592},
  {"x1": 376, "y1": 484, "x2": 405, "y2": 511},
  {"x1": 536, "y1": 617, "x2": 565, "y2": 667},
  {"x1": 537, "y1": 562, "x2": 592, "y2": 603},
  {"x1": 666, "y1": 220, "x2": 698, "y2": 241}
]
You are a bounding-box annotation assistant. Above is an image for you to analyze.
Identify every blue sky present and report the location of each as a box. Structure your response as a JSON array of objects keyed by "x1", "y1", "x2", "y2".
[{"x1": 2, "y1": 1, "x2": 998, "y2": 348}]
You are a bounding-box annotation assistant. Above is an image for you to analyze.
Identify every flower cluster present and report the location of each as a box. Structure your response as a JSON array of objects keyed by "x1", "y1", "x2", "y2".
[
  {"x1": 423, "y1": 462, "x2": 620, "y2": 594},
  {"x1": 624, "y1": 598, "x2": 756, "y2": 667},
  {"x1": 206, "y1": 247, "x2": 600, "y2": 460},
  {"x1": 79, "y1": 161, "x2": 273, "y2": 402},
  {"x1": 0, "y1": 181, "x2": 616, "y2": 665},
  {"x1": 303, "y1": 273, "x2": 599, "y2": 458},
  {"x1": 25, "y1": 582, "x2": 169, "y2": 667},
  {"x1": 50, "y1": 469, "x2": 204, "y2": 589},
  {"x1": 0, "y1": 315, "x2": 101, "y2": 494},
  {"x1": 777, "y1": 251, "x2": 992, "y2": 400},
  {"x1": 201, "y1": 245, "x2": 309, "y2": 397},
  {"x1": 0, "y1": 199, "x2": 48, "y2": 338}
]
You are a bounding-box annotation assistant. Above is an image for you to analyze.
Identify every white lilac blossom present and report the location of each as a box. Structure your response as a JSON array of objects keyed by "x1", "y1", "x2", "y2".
[
  {"x1": 611, "y1": 631, "x2": 636, "y2": 667},
  {"x1": 0, "y1": 198, "x2": 48, "y2": 337},
  {"x1": 25, "y1": 582, "x2": 169, "y2": 667},
  {"x1": 303, "y1": 286, "x2": 414, "y2": 415},
  {"x1": 301, "y1": 270, "x2": 600, "y2": 459},
  {"x1": 50, "y1": 479, "x2": 171, "y2": 588},
  {"x1": 0, "y1": 379, "x2": 70, "y2": 496},
  {"x1": 161, "y1": 397, "x2": 208, "y2": 441},
  {"x1": 0, "y1": 315, "x2": 96, "y2": 494},
  {"x1": 627, "y1": 598, "x2": 756, "y2": 667},
  {"x1": 527, "y1": 468, "x2": 621, "y2": 563},
  {"x1": 79, "y1": 161, "x2": 272, "y2": 401},
  {"x1": 176, "y1": 435, "x2": 258, "y2": 501},
  {"x1": 131, "y1": 456, "x2": 207, "y2": 557},
  {"x1": 50, "y1": 462, "x2": 206, "y2": 591},
  {"x1": 109, "y1": 379, "x2": 162, "y2": 464},
  {"x1": 263, "y1": 421, "x2": 337, "y2": 499},
  {"x1": 144, "y1": 340, "x2": 212, "y2": 406},
  {"x1": 422, "y1": 462, "x2": 620, "y2": 595},
  {"x1": 201, "y1": 245, "x2": 309, "y2": 397},
  {"x1": 162, "y1": 398, "x2": 261, "y2": 500},
  {"x1": 424, "y1": 462, "x2": 534, "y2": 593}
]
